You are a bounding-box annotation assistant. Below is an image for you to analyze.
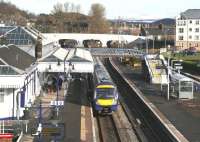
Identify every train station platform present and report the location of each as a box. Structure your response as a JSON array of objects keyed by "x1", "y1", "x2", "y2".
[
  {"x1": 111, "y1": 58, "x2": 200, "y2": 142},
  {"x1": 60, "y1": 79, "x2": 94, "y2": 142},
  {"x1": 21, "y1": 78, "x2": 94, "y2": 142}
]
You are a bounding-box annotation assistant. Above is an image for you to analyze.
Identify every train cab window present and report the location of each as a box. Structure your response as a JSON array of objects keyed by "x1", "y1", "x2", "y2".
[{"x1": 96, "y1": 88, "x2": 115, "y2": 98}]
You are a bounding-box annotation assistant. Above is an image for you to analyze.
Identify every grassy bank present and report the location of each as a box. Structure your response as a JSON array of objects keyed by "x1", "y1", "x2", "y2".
[{"x1": 162, "y1": 52, "x2": 200, "y2": 75}]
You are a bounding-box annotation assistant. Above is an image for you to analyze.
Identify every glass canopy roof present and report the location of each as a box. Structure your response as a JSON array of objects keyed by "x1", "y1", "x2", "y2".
[{"x1": 0, "y1": 66, "x2": 19, "y2": 75}]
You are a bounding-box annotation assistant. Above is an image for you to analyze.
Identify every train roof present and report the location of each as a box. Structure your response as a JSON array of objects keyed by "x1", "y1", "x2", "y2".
[{"x1": 94, "y1": 57, "x2": 113, "y2": 84}]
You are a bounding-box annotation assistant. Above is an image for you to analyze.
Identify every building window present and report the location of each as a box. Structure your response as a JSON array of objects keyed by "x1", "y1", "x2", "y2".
[
  {"x1": 189, "y1": 28, "x2": 192, "y2": 32},
  {"x1": 190, "y1": 20, "x2": 192, "y2": 24},
  {"x1": 196, "y1": 20, "x2": 199, "y2": 25},
  {"x1": 179, "y1": 36, "x2": 184, "y2": 40},
  {"x1": 0, "y1": 89, "x2": 4, "y2": 103},
  {"x1": 189, "y1": 35, "x2": 192, "y2": 39},
  {"x1": 195, "y1": 35, "x2": 199, "y2": 40},
  {"x1": 195, "y1": 28, "x2": 199, "y2": 32},
  {"x1": 179, "y1": 28, "x2": 184, "y2": 33},
  {"x1": 177, "y1": 21, "x2": 186, "y2": 26}
]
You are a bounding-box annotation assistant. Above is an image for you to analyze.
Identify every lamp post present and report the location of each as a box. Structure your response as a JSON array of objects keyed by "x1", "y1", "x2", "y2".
[
  {"x1": 56, "y1": 75, "x2": 59, "y2": 117},
  {"x1": 167, "y1": 52, "x2": 171, "y2": 101},
  {"x1": 164, "y1": 29, "x2": 170, "y2": 49},
  {"x1": 153, "y1": 36, "x2": 155, "y2": 54},
  {"x1": 145, "y1": 31, "x2": 149, "y2": 54}
]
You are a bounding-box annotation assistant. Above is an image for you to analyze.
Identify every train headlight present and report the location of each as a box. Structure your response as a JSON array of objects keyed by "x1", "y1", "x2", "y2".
[
  {"x1": 96, "y1": 101, "x2": 100, "y2": 105},
  {"x1": 112, "y1": 99, "x2": 118, "y2": 105}
]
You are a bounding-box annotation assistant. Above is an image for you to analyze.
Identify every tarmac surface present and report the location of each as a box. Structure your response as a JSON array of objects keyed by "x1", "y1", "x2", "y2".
[
  {"x1": 112, "y1": 58, "x2": 200, "y2": 142},
  {"x1": 61, "y1": 78, "x2": 93, "y2": 142}
]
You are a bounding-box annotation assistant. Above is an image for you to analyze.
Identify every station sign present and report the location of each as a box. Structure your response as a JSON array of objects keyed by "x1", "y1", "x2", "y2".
[
  {"x1": 174, "y1": 63, "x2": 182, "y2": 66},
  {"x1": 42, "y1": 127, "x2": 60, "y2": 136},
  {"x1": 50, "y1": 101, "x2": 64, "y2": 106},
  {"x1": 41, "y1": 123, "x2": 65, "y2": 139},
  {"x1": 175, "y1": 66, "x2": 183, "y2": 70}
]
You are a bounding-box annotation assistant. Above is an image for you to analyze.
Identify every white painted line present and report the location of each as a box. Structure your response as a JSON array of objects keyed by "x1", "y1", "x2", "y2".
[
  {"x1": 90, "y1": 106, "x2": 97, "y2": 142},
  {"x1": 80, "y1": 106, "x2": 86, "y2": 141}
]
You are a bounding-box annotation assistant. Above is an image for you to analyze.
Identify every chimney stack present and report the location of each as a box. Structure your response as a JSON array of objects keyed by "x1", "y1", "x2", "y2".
[{"x1": 35, "y1": 35, "x2": 42, "y2": 59}]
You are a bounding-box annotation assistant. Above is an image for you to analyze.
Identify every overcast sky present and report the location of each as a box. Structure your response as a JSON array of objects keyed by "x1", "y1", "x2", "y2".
[{"x1": 7, "y1": 0, "x2": 200, "y2": 19}]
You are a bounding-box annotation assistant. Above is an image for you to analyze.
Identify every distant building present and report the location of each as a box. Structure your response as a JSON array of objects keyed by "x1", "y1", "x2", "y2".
[
  {"x1": 176, "y1": 9, "x2": 200, "y2": 51},
  {"x1": 109, "y1": 18, "x2": 175, "y2": 38},
  {"x1": 139, "y1": 18, "x2": 175, "y2": 49},
  {"x1": 109, "y1": 19, "x2": 156, "y2": 35}
]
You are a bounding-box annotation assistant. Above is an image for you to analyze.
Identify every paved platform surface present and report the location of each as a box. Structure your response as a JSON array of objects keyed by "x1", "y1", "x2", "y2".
[
  {"x1": 113, "y1": 58, "x2": 200, "y2": 142},
  {"x1": 61, "y1": 79, "x2": 93, "y2": 142}
]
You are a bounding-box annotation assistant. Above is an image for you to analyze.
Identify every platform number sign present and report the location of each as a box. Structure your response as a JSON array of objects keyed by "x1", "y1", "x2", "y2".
[{"x1": 50, "y1": 101, "x2": 64, "y2": 106}]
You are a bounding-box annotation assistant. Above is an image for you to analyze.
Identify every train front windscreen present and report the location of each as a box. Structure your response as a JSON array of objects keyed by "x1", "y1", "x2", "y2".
[{"x1": 95, "y1": 87, "x2": 116, "y2": 99}]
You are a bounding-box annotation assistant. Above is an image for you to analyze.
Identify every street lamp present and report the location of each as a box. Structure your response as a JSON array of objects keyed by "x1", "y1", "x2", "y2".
[
  {"x1": 164, "y1": 29, "x2": 170, "y2": 49},
  {"x1": 167, "y1": 52, "x2": 171, "y2": 101},
  {"x1": 145, "y1": 31, "x2": 149, "y2": 54},
  {"x1": 56, "y1": 75, "x2": 59, "y2": 117},
  {"x1": 153, "y1": 36, "x2": 155, "y2": 54}
]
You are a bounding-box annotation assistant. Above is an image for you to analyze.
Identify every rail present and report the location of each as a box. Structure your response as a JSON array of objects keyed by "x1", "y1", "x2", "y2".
[{"x1": 96, "y1": 115, "x2": 121, "y2": 142}]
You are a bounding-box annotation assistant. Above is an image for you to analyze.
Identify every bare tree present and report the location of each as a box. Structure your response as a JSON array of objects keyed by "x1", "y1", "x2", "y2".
[
  {"x1": 51, "y1": 2, "x2": 64, "y2": 15},
  {"x1": 64, "y1": 2, "x2": 69, "y2": 12},
  {"x1": 76, "y1": 4, "x2": 81, "y2": 13},
  {"x1": 89, "y1": 3, "x2": 109, "y2": 33}
]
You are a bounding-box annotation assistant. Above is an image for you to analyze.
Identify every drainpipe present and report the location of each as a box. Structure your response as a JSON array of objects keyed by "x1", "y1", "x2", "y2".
[
  {"x1": 12, "y1": 88, "x2": 15, "y2": 120},
  {"x1": 16, "y1": 91, "x2": 21, "y2": 121}
]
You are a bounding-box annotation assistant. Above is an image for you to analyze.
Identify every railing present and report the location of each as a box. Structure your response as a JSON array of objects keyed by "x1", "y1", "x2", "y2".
[{"x1": 78, "y1": 47, "x2": 145, "y2": 58}]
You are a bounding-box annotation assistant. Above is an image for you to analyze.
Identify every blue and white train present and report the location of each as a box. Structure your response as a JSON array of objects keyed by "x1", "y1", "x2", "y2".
[{"x1": 93, "y1": 57, "x2": 119, "y2": 114}]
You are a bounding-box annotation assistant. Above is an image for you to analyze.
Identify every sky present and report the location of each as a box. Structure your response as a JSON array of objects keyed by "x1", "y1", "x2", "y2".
[{"x1": 7, "y1": 0, "x2": 200, "y2": 19}]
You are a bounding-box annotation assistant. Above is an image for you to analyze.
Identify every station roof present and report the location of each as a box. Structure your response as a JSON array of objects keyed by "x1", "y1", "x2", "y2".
[
  {"x1": 66, "y1": 48, "x2": 93, "y2": 62},
  {"x1": 0, "y1": 59, "x2": 5, "y2": 65},
  {"x1": 39, "y1": 48, "x2": 93, "y2": 63},
  {"x1": 39, "y1": 47, "x2": 69, "y2": 62},
  {"x1": 53, "y1": 48, "x2": 69, "y2": 61},
  {"x1": 0, "y1": 65, "x2": 19, "y2": 75},
  {"x1": 37, "y1": 47, "x2": 94, "y2": 73},
  {"x1": 0, "y1": 45, "x2": 35, "y2": 72}
]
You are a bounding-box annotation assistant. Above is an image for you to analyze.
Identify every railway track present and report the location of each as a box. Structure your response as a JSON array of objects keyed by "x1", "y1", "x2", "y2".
[
  {"x1": 104, "y1": 58, "x2": 187, "y2": 142},
  {"x1": 96, "y1": 115, "x2": 121, "y2": 142}
]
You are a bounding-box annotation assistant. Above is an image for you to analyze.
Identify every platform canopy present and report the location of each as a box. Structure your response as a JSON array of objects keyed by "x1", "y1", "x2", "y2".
[{"x1": 37, "y1": 48, "x2": 94, "y2": 73}]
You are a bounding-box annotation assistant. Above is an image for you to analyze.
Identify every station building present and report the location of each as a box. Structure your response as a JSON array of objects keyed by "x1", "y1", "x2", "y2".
[{"x1": 0, "y1": 45, "x2": 39, "y2": 119}]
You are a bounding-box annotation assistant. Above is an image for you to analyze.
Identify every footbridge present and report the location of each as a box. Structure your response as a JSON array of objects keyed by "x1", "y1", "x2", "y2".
[{"x1": 84, "y1": 47, "x2": 145, "y2": 58}]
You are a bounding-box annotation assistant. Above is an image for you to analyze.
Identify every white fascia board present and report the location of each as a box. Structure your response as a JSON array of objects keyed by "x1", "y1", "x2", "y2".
[{"x1": 0, "y1": 75, "x2": 25, "y2": 88}]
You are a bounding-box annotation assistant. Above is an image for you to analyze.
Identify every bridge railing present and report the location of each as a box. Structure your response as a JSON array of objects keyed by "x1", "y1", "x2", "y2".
[{"x1": 78, "y1": 47, "x2": 145, "y2": 58}]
